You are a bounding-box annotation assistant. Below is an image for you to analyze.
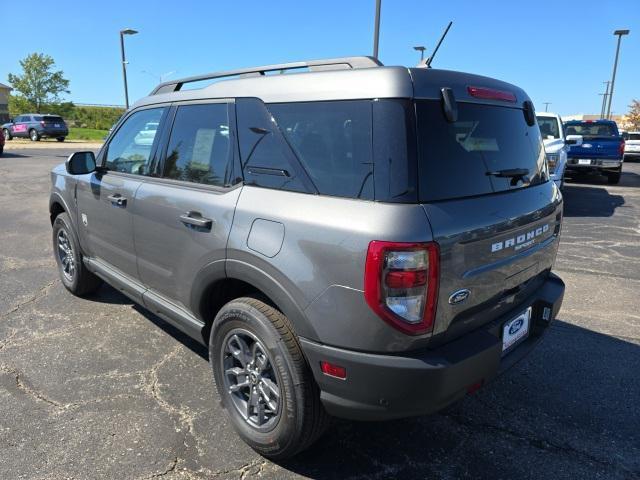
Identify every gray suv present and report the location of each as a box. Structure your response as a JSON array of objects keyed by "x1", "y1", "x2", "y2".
[
  {"x1": 3, "y1": 113, "x2": 68, "y2": 141},
  {"x1": 49, "y1": 57, "x2": 565, "y2": 459}
]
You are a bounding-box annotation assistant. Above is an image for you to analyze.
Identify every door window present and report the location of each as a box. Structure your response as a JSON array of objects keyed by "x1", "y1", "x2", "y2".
[
  {"x1": 105, "y1": 107, "x2": 166, "y2": 175},
  {"x1": 163, "y1": 103, "x2": 232, "y2": 187}
]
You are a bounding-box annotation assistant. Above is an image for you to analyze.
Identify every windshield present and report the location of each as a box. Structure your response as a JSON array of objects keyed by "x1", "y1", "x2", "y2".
[
  {"x1": 417, "y1": 101, "x2": 546, "y2": 202},
  {"x1": 536, "y1": 116, "x2": 561, "y2": 139},
  {"x1": 564, "y1": 122, "x2": 618, "y2": 138},
  {"x1": 43, "y1": 116, "x2": 64, "y2": 123}
]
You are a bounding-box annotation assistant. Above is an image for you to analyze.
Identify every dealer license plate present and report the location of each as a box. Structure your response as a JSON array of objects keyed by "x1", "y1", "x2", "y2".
[
  {"x1": 578, "y1": 159, "x2": 591, "y2": 165},
  {"x1": 502, "y1": 307, "x2": 531, "y2": 354}
]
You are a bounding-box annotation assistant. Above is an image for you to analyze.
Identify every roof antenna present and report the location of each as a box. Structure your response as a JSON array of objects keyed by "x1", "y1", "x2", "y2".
[{"x1": 420, "y1": 21, "x2": 452, "y2": 68}]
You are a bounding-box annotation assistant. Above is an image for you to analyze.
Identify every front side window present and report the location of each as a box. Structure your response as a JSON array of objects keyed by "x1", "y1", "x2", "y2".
[
  {"x1": 163, "y1": 103, "x2": 231, "y2": 187},
  {"x1": 268, "y1": 101, "x2": 374, "y2": 199},
  {"x1": 536, "y1": 116, "x2": 561, "y2": 140},
  {"x1": 105, "y1": 107, "x2": 166, "y2": 175}
]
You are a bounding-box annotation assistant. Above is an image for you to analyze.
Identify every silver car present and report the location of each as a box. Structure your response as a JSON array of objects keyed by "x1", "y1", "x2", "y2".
[{"x1": 50, "y1": 56, "x2": 565, "y2": 459}]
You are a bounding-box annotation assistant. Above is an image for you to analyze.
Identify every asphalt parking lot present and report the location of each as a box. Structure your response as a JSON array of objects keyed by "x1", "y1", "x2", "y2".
[{"x1": 0, "y1": 146, "x2": 638, "y2": 480}]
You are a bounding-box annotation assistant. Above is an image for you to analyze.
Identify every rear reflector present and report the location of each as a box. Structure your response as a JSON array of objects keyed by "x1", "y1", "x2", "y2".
[
  {"x1": 467, "y1": 86, "x2": 516, "y2": 103},
  {"x1": 320, "y1": 361, "x2": 347, "y2": 379}
]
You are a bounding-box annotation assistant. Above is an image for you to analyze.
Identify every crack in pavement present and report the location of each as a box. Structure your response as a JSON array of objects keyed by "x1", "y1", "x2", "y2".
[
  {"x1": 0, "y1": 364, "x2": 72, "y2": 412},
  {"x1": 0, "y1": 279, "x2": 59, "y2": 319}
]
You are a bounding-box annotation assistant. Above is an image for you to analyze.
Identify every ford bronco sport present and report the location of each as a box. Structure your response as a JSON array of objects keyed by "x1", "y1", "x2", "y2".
[{"x1": 49, "y1": 56, "x2": 565, "y2": 459}]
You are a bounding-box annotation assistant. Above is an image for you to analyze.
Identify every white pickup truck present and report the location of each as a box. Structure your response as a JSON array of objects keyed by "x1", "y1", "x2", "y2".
[
  {"x1": 624, "y1": 131, "x2": 640, "y2": 160},
  {"x1": 536, "y1": 112, "x2": 568, "y2": 188}
]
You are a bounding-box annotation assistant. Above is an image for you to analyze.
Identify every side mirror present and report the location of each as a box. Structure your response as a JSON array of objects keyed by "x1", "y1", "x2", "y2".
[
  {"x1": 65, "y1": 151, "x2": 97, "y2": 175},
  {"x1": 565, "y1": 135, "x2": 583, "y2": 146}
]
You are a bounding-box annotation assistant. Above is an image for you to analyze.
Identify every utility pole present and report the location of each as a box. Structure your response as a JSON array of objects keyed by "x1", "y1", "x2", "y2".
[
  {"x1": 373, "y1": 0, "x2": 381, "y2": 59},
  {"x1": 543, "y1": 102, "x2": 551, "y2": 112},
  {"x1": 600, "y1": 81, "x2": 611, "y2": 119},
  {"x1": 606, "y1": 29, "x2": 630, "y2": 119}
]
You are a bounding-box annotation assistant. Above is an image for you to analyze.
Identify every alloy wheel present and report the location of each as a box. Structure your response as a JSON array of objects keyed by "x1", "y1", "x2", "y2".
[{"x1": 57, "y1": 229, "x2": 75, "y2": 282}]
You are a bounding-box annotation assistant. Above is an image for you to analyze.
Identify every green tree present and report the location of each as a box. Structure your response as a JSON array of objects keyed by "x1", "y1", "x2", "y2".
[
  {"x1": 7, "y1": 53, "x2": 70, "y2": 113},
  {"x1": 627, "y1": 100, "x2": 640, "y2": 130}
]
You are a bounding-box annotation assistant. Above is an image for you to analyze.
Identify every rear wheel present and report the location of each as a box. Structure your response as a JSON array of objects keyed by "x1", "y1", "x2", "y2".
[
  {"x1": 210, "y1": 297, "x2": 329, "y2": 460},
  {"x1": 52, "y1": 213, "x2": 102, "y2": 296},
  {"x1": 607, "y1": 170, "x2": 621, "y2": 185},
  {"x1": 3, "y1": 128, "x2": 11, "y2": 141},
  {"x1": 56, "y1": 137, "x2": 65, "y2": 142},
  {"x1": 29, "y1": 129, "x2": 40, "y2": 141}
]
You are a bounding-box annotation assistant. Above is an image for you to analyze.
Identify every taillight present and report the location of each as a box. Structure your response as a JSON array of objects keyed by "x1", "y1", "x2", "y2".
[
  {"x1": 364, "y1": 241, "x2": 439, "y2": 335},
  {"x1": 467, "y1": 86, "x2": 516, "y2": 103},
  {"x1": 619, "y1": 140, "x2": 625, "y2": 157}
]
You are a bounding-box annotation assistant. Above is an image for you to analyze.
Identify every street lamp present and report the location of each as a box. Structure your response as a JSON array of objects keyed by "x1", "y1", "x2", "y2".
[
  {"x1": 120, "y1": 28, "x2": 138, "y2": 110},
  {"x1": 373, "y1": 0, "x2": 381, "y2": 59},
  {"x1": 543, "y1": 102, "x2": 551, "y2": 112},
  {"x1": 413, "y1": 46, "x2": 426, "y2": 63},
  {"x1": 605, "y1": 29, "x2": 630, "y2": 119},
  {"x1": 600, "y1": 81, "x2": 611, "y2": 119}
]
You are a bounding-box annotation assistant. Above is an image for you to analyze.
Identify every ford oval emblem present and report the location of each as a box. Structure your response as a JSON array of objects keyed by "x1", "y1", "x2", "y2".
[
  {"x1": 448, "y1": 289, "x2": 470, "y2": 305},
  {"x1": 509, "y1": 318, "x2": 524, "y2": 335}
]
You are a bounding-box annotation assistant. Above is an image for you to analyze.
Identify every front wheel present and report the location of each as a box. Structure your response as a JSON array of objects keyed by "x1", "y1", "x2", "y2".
[
  {"x1": 210, "y1": 297, "x2": 329, "y2": 460},
  {"x1": 29, "y1": 129, "x2": 40, "y2": 141},
  {"x1": 3, "y1": 128, "x2": 11, "y2": 141},
  {"x1": 52, "y1": 213, "x2": 103, "y2": 296}
]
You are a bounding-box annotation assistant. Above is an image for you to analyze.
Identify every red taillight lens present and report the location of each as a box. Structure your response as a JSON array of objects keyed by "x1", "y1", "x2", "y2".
[
  {"x1": 364, "y1": 241, "x2": 439, "y2": 335},
  {"x1": 619, "y1": 141, "x2": 625, "y2": 157},
  {"x1": 467, "y1": 86, "x2": 516, "y2": 103}
]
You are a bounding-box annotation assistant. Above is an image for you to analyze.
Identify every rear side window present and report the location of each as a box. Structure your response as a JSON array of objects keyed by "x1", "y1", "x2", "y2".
[
  {"x1": 163, "y1": 103, "x2": 231, "y2": 187},
  {"x1": 268, "y1": 101, "x2": 374, "y2": 200},
  {"x1": 417, "y1": 101, "x2": 546, "y2": 202},
  {"x1": 564, "y1": 122, "x2": 618, "y2": 137},
  {"x1": 34, "y1": 115, "x2": 42, "y2": 122},
  {"x1": 236, "y1": 98, "x2": 308, "y2": 193}
]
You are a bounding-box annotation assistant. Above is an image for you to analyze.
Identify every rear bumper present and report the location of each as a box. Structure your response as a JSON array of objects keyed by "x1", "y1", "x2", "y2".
[
  {"x1": 300, "y1": 273, "x2": 565, "y2": 421},
  {"x1": 40, "y1": 129, "x2": 68, "y2": 137},
  {"x1": 566, "y1": 158, "x2": 622, "y2": 173}
]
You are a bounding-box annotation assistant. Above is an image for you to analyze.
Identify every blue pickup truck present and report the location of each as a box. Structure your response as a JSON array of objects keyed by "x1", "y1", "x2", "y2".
[{"x1": 564, "y1": 119, "x2": 625, "y2": 184}]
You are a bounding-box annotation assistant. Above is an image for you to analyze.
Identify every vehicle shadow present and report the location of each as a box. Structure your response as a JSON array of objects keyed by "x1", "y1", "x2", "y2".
[
  {"x1": 561, "y1": 185, "x2": 625, "y2": 217},
  {"x1": 0, "y1": 152, "x2": 28, "y2": 159}
]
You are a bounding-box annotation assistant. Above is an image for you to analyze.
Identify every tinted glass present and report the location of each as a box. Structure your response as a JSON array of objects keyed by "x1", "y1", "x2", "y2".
[
  {"x1": 43, "y1": 116, "x2": 64, "y2": 123},
  {"x1": 536, "y1": 116, "x2": 561, "y2": 139},
  {"x1": 105, "y1": 107, "x2": 165, "y2": 175},
  {"x1": 268, "y1": 101, "x2": 373, "y2": 199},
  {"x1": 417, "y1": 100, "x2": 546, "y2": 202},
  {"x1": 629, "y1": 133, "x2": 640, "y2": 140},
  {"x1": 564, "y1": 122, "x2": 618, "y2": 137},
  {"x1": 34, "y1": 115, "x2": 43, "y2": 122},
  {"x1": 163, "y1": 103, "x2": 231, "y2": 187},
  {"x1": 236, "y1": 98, "x2": 307, "y2": 193}
]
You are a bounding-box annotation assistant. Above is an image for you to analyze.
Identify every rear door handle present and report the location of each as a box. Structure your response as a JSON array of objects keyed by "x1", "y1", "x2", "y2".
[
  {"x1": 180, "y1": 211, "x2": 213, "y2": 231},
  {"x1": 107, "y1": 194, "x2": 127, "y2": 207}
]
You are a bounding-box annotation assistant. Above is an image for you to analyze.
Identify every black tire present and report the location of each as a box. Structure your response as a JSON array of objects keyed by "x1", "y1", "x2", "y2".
[
  {"x1": 52, "y1": 213, "x2": 102, "y2": 296},
  {"x1": 210, "y1": 297, "x2": 329, "y2": 460},
  {"x1": 57, "y1": 137, "x2": 65, "y2": 142},
  {"x1": 0, "y1": 145, "x2": 3, "y2": 157},
  {"x1": 607, "y1": 171, "x2": 621, "y2": 185},
  {"x1": 3, "y1": 128, "x2": 11, "y2": 141},
  {"x1": 29, "y1": 129, "x2": 40, "y2": 141}
]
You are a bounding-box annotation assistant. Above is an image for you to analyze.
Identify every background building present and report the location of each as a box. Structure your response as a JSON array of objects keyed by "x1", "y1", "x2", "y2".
[{"x1": 0, "y1": 83, "x2": 11, "y2": 123}]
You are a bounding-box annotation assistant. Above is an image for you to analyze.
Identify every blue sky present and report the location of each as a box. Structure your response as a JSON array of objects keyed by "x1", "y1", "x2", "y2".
[{"x1": 2, "y1": 0, "x2": 638, "y2": 116}]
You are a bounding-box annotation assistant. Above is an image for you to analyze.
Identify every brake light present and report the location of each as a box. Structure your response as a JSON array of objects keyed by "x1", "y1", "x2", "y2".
[
  {"x1": 619, "y1": 140, "x2": 625, "y2": 157},
  {"x1": 467, "y1": 86, "x2": 516, "y2": 103},
  {"x1": 364, "y1": 241, "x2": 439, "y2": 335}
]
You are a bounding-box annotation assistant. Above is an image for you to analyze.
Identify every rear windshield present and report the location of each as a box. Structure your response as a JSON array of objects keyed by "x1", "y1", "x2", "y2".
[
  {"x1": 628, "y1": 133, "x2": 640, "y2": 141},
  {"x1": 417, "y1": 101, "x2": 546, "y2": 202},
  {"x1": 564, "y1": 122, "x2": 618, "y2": 138},
  {"x1": 43, "y1": 116, "x2": 64, "y2": 123},
  {"x1": 536, "y1": 116, "x2": 561, "y2": 140}
]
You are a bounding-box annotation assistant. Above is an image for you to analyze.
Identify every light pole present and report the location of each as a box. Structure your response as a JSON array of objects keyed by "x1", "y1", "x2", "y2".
[
  {"x1": 606, "y1": 29, "x2": 630, "y2": 119},
  {"x1": 600, "y1": 81, "x2": 611, "y2": 119},
  {"x1": 120, "y1": 28, "x2": 138, "y2": 110},
  {"x1": 543, "y1": 102, "x2": 551, "y2": 112},
  {"x1": 373, "y1": 0, "x2": 381, "y2": 59},
  {"x1": 413, "y1": 46, "x2": 426, "y2": 63}
]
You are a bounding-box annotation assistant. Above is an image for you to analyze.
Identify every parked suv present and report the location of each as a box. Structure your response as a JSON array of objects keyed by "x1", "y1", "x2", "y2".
[
  {"x1": 49, "y1": 57, "x2": 565, "y2": 459},
  {"x1": 624, "y1": 131, "x2": 640, "y2": 160},
  {"x1": 536, "y1": 112, "x2": 567, "y2": 188},
  {"x1": 3, "y1": 113, "x2": 68, "y2": 142}
]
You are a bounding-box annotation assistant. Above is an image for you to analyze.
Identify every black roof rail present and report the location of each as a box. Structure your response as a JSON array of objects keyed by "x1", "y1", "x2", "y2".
[{"x1": 150, "y1": 56, "x2": 383, "y2": 95}]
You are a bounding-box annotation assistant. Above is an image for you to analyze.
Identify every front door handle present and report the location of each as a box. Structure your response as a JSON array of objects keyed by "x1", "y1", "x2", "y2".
[
  {"x1": 107, "y1": 194, "x2": 127, "y2": 207},
  {"x1": 180, "y1": 211, "x2": 213, "y2": 231}
]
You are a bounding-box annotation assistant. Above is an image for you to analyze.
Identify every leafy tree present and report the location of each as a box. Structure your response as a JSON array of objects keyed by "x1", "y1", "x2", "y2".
[
  {"x1": 627, "y1": 99, "x2": 640, "y2": 130},
  {"x1": 7, "y1": 53, "x2": 70, "y2": 113}
]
